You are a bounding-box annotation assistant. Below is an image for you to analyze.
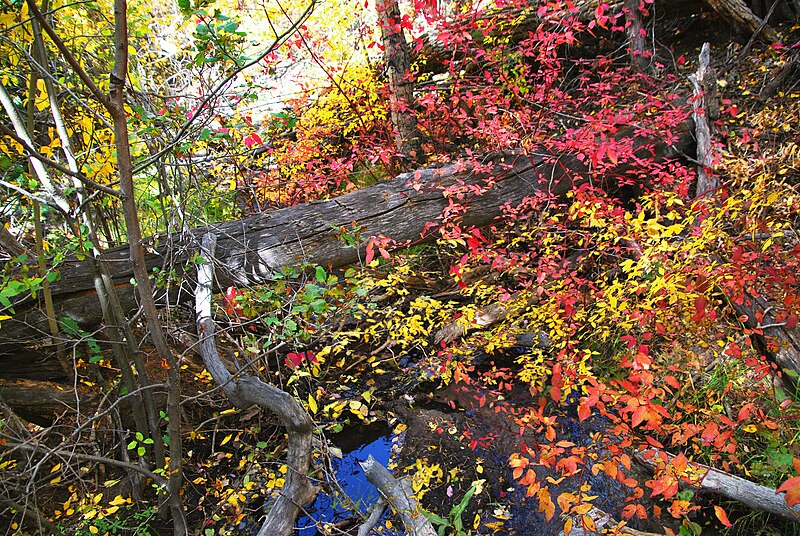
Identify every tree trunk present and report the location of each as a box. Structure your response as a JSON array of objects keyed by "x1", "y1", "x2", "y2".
[
  {"x1": 378, "y1": 0, "x2": 424, "y2": 164},
  {"x1": 624, "y1": 0, "x2": 649, "y2": 71},
  {"x1": 704, "y1": 0, "x2": 780, "y2": 41},
  {"x1": 690, "y1": 43, "x2": 718, "y2": 197}
]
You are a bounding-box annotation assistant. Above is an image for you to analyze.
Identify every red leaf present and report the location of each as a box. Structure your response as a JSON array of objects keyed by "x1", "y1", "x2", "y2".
[
  {"x1": 577, "y1": 402, "x2": 591, "y2": 422},
  {"x1": 691, "y1": 295, "x2": 707, "y2": 323},
  {"x1": 284, "y1": 352, "x2": 304, "y2": 368},
  {"x1": 787, "y1": 314, "x2": 798, "y2": 330}
]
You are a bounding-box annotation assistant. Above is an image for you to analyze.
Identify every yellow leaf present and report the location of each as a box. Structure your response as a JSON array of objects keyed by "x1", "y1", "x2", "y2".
[
  {"x1": 742, "y1": 424, "x2": 758, "y2": 433},
  {"x1": 227, "y1": 494, "x2": 238, "y2": 506},
  {"x1": 51, "y1": 463, "x2": 61, "y2": 473},
  {"x1": 0, "y1": 315, "x2": 12, "y2": 321},
  {"x1": 220, "y1": 434, "x2": 232, "y2": 446},
  {"x1": 104, "y1": 506, "x2": 119, "y2": 515},
  {"x1": 362, "y1": 390, "x2": 372, "y2": 404},
  {"x1": 308, "y1": 394, "x2": 318, "y2": 414},
  {"x1": 50, "y1": 476, "x2": 61, "y2": 485},
  {"x1": 109, "y1": 495, "x2": 127, "y2": 506},
  {"x1": 35, "y1": 79, "x2": 49, "y2": 111},
  {"x1": 89, "y1": 526, "x2": 98, "y2": 534},
  {"x1": 563, "y1": 518, "x2": 573, "y2": 535}
]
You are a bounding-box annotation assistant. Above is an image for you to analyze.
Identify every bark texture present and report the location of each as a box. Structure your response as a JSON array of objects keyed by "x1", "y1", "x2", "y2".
[
  {"x1": 2, "y1": 125, "x2": 694, "y2": 364},
  {"x1": 624, "y1": 0, "x2": 648, "y2": 71},
  {"x1": 378, "y1": 0, "x2": 424, "y2": 164},
  {"x1": 690, "y1": 43, "x2": 718, "y2": 197},
  {"x1": 730, "y1": 292, "x2": 800, "y2": 392},
  {"x1": 195, "y1": 234, "x2": 316, "y2": 536},
  {"x1": 637, "y1": 449, "x2": 800, "y2": 521},
  {"x1": 360, "y1": 455, "x2": 436, "y2": 536},
  {"x1": 704, "y1": 0, "x2": 780, "y2": 41}
]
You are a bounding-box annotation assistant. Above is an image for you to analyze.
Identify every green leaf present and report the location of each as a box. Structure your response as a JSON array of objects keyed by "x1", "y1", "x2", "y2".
[
  {"x1": 422, "y1": 510, "x2": 448, "y2": 526},
  {"x1": 315, "y1": 266, "x2": 326, "y2": 284}
]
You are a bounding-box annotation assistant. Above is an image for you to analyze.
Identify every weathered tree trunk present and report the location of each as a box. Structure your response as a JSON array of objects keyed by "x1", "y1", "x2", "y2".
[
  {"x1": 624, "y1": 0, "x2": 648, "y2": 71},
  {"x1": 378, "y1": 0, "x2": 424, "y2": 164},
  {"x1": 704, "y1": 0, "x2": 780, "y2": 41},
  {"x1": 690, "y1": 43, "x2": 718, "y2": 197},
  {"x1": 0, "y1": 123, "x2": 696, "y2": 422}
]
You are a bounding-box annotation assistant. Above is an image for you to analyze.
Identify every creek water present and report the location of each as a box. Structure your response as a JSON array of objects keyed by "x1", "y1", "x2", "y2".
[{"x1": 296, "y1": 431, "x2": 400, "y2": 535}]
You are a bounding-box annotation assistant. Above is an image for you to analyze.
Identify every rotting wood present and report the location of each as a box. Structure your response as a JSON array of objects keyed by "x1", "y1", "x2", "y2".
[
  {"x1": 0, "y1": 379, "x2": 88, "y2": 426},
  {"x1": 1, "y1": 123, "x2": 696, "y2": 358},
  {"x1": 636, "y1": 448, "x2": 800, "y2": 521},
  {"x1": 704, "y1": 0, "x2": 780, "y2": 42},
  {"x1": 359, "y1": 455, "x2": 437, "y2": 536},
  {"x1": 195, "y1": 233, "x2": 317, "y2": 536}
]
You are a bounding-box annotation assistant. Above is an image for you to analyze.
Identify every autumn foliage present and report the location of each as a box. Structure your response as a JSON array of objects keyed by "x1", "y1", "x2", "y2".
[{"x1": 1, "y1": 0, "x2": 800, "y2": 534}]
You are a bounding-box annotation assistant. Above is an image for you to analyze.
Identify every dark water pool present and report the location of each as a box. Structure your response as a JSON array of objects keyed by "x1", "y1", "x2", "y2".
[{"x1": 295, "y1": 432, "x2": 400, "y2": 535}]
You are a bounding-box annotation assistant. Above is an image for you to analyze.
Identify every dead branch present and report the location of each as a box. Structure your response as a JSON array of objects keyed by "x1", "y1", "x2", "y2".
[
  {"x1": 195, "y1": 233, "x2": 317, "y2": 536},
  {"x1": 359, "y1": 455, "x2": 436, "y2": 536}
]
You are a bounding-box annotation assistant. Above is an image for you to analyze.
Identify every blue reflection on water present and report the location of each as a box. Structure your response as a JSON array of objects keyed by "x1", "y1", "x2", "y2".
[{"x1": 296, "y1": 434, "x2": 395, "y2": 535}]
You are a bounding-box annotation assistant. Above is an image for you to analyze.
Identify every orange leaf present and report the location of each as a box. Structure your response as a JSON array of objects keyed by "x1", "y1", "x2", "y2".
[
  {"x1": 714, "y1": 506, "x2": 733, "y2": 527},
  {"x1": 577, "y1": 402, "x2": 591, "y2": 422},
  {"x1": 777, "y1": 475, "x2": 800, "y2": 507},
  {"x1": 672, "y1": 452, "x2": 688, "y2": 474},
  {"x1": 581, "y1": 513, "x2": 597, "y2": 532}
]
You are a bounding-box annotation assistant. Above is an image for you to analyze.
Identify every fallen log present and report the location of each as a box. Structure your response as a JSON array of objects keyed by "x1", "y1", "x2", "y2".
[
  {"x1": 0, "y1": 379, "x2": 84, "y2": 426},
  {"x1": 636, "y1": 449, "x2": 800, "y2": 521},
  {"x1": 730, "y1": 292, "x2": 800, "y2": 393},
  {"x1": 704, "y1": 0, "x2": 780, "y2": 42},
  {"x1": 0, "y1": 122, "x2": 695, "y2": 391}
]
